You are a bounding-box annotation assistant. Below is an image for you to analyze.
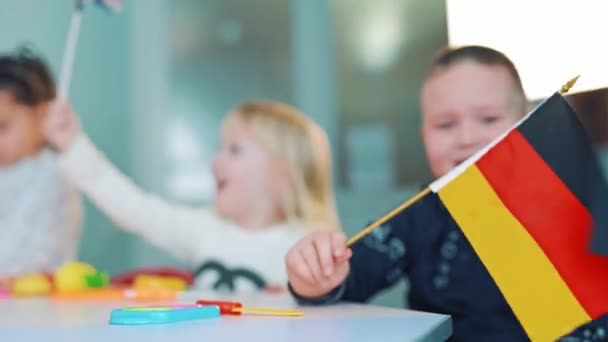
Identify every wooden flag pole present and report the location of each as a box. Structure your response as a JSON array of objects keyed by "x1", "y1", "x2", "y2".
[
  {"x1": 48, "y1": 1, "x2": 84, "y2": 118},
  {"x1": 346, "y1": 188, "x2": 431, "y2": 246},
  {"x1": 48, "y1": 0, "x2": 123, "y2": 115},
  {"x1": 57, "y1": 1, "x2": 85, "y2": 100}
]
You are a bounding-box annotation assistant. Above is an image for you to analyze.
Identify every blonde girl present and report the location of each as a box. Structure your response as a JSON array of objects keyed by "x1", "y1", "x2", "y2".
[{"x1": 45, "y1": 100, "x2": 339, "y2": 293}]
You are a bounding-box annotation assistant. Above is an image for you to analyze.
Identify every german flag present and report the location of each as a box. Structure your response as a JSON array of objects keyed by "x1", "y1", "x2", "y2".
[{"x1": 427, "y1": 93, "x2": 608, "y2": 341}]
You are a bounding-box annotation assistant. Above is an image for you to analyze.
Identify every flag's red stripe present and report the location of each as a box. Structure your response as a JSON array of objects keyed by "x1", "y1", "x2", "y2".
[{"x1": 476, "y1": 129, "x2": 608, "y2": 318}]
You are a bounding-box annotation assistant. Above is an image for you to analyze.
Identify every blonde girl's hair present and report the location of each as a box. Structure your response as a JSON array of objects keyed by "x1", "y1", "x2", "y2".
[{"x1": 228, "y1": 100, "x2": 340, "y2": 230}]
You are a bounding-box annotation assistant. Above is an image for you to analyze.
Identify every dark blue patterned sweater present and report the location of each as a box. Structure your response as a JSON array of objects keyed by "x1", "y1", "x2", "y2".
[{"x1": 290, "y1": 193, "x2": 607, "y2": 341}]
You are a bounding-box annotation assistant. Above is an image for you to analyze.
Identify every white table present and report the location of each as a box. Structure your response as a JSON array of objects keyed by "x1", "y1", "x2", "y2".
[{"x1": 0, "y1": 291, "x2": 452, "y2": 341}]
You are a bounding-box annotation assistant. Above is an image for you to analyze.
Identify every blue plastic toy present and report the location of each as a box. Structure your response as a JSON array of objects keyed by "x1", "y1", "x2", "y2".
[{"x1": 109, "y1": 305, "x2": 220, "y2": 325}]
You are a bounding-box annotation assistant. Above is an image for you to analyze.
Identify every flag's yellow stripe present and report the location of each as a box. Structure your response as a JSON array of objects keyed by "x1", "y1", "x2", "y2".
[{"x1": 437, "y1": 166, "x2": 590, "y2": 341}]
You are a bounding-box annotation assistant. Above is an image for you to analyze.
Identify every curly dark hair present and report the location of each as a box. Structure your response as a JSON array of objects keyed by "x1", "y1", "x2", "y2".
[{"x1": 0, "y1": 45, "x2": 55, "y2": 106}]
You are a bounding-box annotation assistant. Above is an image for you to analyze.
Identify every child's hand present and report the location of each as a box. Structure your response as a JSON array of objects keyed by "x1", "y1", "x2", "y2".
[
  {"x1": 285, "y1": 231, "x2": 352, "y2": 298},
  {"x1": 44, "y1": 98, "x2": 81, "y2": 152}
]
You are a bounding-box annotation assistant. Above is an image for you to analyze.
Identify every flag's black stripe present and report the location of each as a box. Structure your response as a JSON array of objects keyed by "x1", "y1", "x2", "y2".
[{"x1": 518, "y1": 93, "x2": 608, "y2": 255}]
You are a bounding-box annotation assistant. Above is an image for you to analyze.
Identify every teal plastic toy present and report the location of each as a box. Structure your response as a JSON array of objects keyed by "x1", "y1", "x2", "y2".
[{"x1": 109, "y1": 305, "x2": 220, "y2": 325}]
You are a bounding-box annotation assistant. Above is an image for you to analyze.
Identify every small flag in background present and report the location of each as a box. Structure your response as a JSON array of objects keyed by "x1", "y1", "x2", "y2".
[
  {"x1": 423, "y1": 92, "x2": 608, "y2": 341},
  {"x1": 75, "y1": 0, "x2": 123, "y2": 12},
  {"x1": 92, "y1": 0, "x2": 123, "y2": 12}
]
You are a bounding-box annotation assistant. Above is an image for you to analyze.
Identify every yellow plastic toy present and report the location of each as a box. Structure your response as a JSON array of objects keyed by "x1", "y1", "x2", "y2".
[
  {"x1": 55, "y1": 261, "x2": 108, "y2": 292},
  {"x1": 11, "y1": 274, "x2": 52, "y2": 296},
  {"x1": 133, "y1": 275, "x2": 188, "y2": 291}
]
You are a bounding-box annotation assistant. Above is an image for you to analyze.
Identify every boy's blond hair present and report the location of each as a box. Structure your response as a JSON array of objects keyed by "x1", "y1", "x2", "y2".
[{"x1": 228, "y1": 101, "x2": 340, "y2": 230}]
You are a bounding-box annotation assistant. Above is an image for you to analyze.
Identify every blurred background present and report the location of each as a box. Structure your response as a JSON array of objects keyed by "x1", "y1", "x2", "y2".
[{"x1": 1, "y1": 0, "x2": 606, "y2": 307}]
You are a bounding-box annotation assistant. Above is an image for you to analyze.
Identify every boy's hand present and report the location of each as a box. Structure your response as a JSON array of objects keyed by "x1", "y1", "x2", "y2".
[
  {"x1": 44, "y1": 98, "x2": 81, "y2": 152},
  {"x1": 285, "y1": 231, "x2": 352, "y2": 298}
]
